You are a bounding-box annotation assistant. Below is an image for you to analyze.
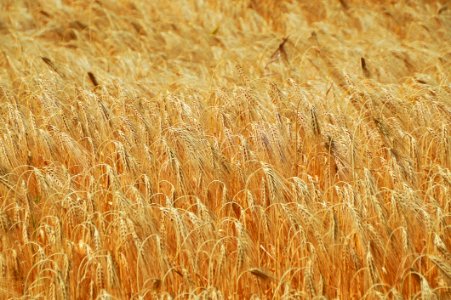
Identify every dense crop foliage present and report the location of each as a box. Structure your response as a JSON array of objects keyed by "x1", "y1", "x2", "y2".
[{"x1": 0, "y1": 0, "x2": 449, "y2": 298}]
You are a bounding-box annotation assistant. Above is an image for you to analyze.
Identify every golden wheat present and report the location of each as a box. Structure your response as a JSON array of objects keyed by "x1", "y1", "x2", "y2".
[{"x1": 0, "y1": 0, "x2": 449, "y2": 298}]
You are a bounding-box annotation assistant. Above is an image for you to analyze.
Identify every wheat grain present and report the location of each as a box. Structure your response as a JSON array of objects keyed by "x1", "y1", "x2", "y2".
[
  {"x1": 433, "y1": 234, "x2": 450, "y2": 261},
  {"x1": 93, "y1": 227, "x2": 101, "y2": 252},
  {"x1": 106, "y1": 253, "x2": 115, "y2": 288},
  {"x1": 249, "y1": 268, "x2": 274, "y2": 281},
  {"x1": 119, "y1": 216, "x2": 128, "y2": 245},
  {"x1": 429, "y1": 256, "x2": 451, "y2": 280},
  {"x1": 235, "y1": 221, "x2": 248, "y2": 271},
  {"x1": 366, "y1": 248, "x2": 379, "y2": 286},
  {"x1": 420, "y1": 276, "x2": 436, "y2": 300},
  {"x1": 304, "y1": 258, "x2": 316, "y2": 297},
  {"x1": 0, "y1": 252, "x2": 6, "y2": 278},
  {"x1": 310, "y1": 106, "x2": 321, "y2": 136},
  {"x1": 96, "y1": 262, "x2": 105, "y2": 290}
]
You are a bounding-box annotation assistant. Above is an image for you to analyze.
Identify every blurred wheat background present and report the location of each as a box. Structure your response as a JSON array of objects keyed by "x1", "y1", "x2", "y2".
[{"x1": 0, "y1": 0, "x2": 450, "y2": 299}]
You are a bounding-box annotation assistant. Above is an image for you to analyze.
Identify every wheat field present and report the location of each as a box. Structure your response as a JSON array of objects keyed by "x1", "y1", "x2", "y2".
[{"x1": 0, "y1": 0, "x2": 450, "y2": 299}]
